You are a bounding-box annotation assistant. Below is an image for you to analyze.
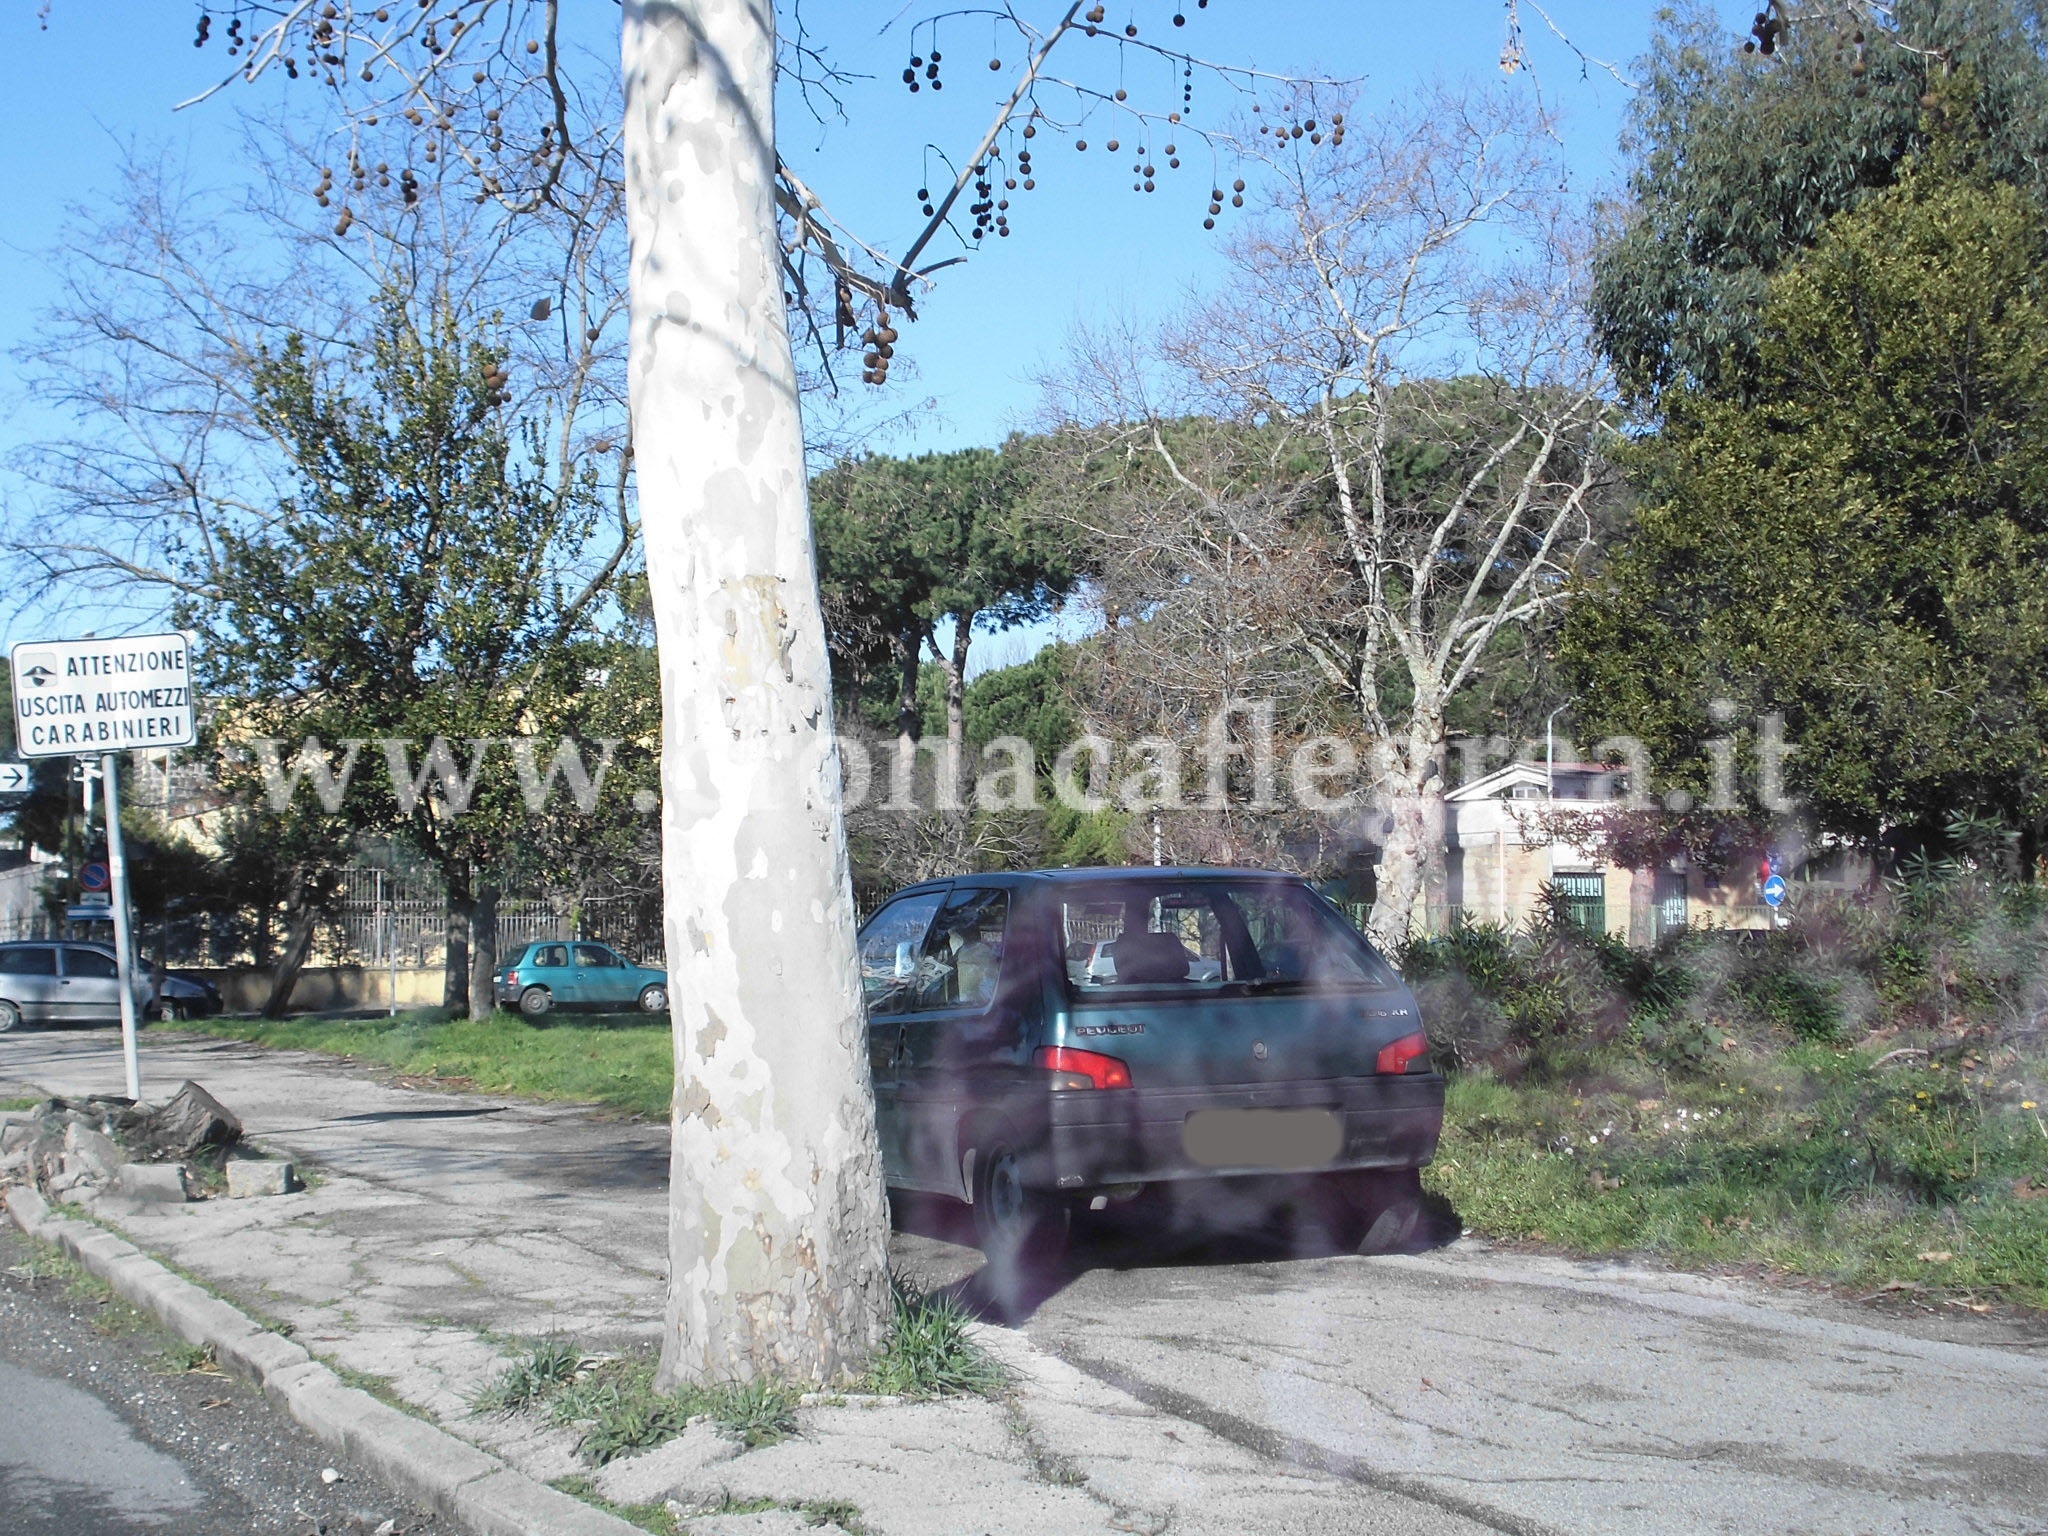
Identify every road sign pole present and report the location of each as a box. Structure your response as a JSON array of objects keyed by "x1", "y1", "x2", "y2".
[{"x1": 101, "y1": 752, "x2": 142, "y2": 1102}]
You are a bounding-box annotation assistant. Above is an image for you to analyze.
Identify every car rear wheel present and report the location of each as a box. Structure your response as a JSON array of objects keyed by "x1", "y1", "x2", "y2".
[
  {"x1": 0, "y1": 999, "x2": 19, "y2": 1033},
  {"x1": 972, "y1": 1141, "x2": 1069, "y2": 1314},
  {"x1": 519, "y1": 986, "x2": 554, "y2": 1018},
  {"x1": 1349, "y1": 1168, "x2": 1423, "y2": 1255},
  {"x1": 637, "y1": 984, "x2": 668, "y2": 1014},
  {"x1": 161, "y1": 1000, "x2": 187, "y2": 1023}
]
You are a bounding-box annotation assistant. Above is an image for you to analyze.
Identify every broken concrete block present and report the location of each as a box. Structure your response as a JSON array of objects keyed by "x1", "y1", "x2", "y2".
[
  {"x1": 145, "y1": 1082, "x2": 241, "y2": 1159},
  {"x1": 592, "y1": 1421, "x2": 743, "y2": 1507},
  {"x1": 225, "y1": 1159, "x2": 297, "y2": 1198},
  {"x1": 63, "y1": 1124, "x2": 127, "y2": 1181},
  {"x1": 112, "y1": 1163, "x2": 191, "y2": 1203},
  {"x1": 47, "y1": 1167, "x2": 94, "y2": 1199}
]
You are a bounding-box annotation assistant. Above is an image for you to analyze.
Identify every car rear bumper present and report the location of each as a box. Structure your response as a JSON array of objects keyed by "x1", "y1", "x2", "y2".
[{"x1": 1035, "y1": 1073, "x2": 1444, "y2": 1190}]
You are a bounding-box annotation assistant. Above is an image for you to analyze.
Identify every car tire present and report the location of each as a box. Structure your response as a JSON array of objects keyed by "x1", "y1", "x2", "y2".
[
  {"x1": 519, "y1": 986, "x2": 554, "y2": 1019},
  {"x1": 637, "y1": 984, "x2": 668, "y2": 1014},
  {"x1": 1351, "y1": 1168, "x2": 1423, "y2": 1255},
  {"x1": 971, "y1": 1141, "x2": 1069, "y2": 1316},
  {"x1": 162, "y1": 1001, "x2": 187, "y2": 1023},
  {"x1": 0, "y1": 999, "x2": 19, "y2": 1034}
]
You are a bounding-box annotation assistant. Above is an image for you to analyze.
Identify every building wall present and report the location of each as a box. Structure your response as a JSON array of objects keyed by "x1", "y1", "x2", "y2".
[{"x1": 184, "y1": 964, "x2": 450, "y2": 1015}]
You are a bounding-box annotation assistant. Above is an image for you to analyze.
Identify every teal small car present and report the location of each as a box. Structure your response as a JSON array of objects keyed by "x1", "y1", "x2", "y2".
[
  {"x1": 858, "y1": 867, "x2": 1444, "y2": 1289},
  {"x1": 494, "y1": 941, "x2": 668, "y2": 1018}
]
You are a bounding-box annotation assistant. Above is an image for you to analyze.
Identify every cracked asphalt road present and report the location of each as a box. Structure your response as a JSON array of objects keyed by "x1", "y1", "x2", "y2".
[
  {"x1": 0, "y1": 1220, "x2": 436, "y2": 1536},
  {"x1": 9, "y1": 1027, "x2": 2048, "y2": 1536}
]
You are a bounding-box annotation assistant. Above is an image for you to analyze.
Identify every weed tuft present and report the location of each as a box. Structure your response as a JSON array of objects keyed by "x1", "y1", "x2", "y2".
[
  {"x1": 485, "y1": 1343, "x2": 801, "y2": 1464},
  {"x1": 865, "y1": 1282, "x2": 1007, "y2": 1398},
  {"x1": 474, "y1": 1334, "x2": 583, "y2": 1414}
]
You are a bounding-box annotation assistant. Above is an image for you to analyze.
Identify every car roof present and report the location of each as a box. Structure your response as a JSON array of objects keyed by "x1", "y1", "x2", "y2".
[{"x1": 881, "y1": 865, "x2": 1315, "y2": 898}]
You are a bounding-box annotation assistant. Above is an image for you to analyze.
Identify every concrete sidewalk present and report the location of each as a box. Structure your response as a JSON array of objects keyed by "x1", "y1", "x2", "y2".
[{"x1": 1, "y1": 1030, "x2": 1491, "y2": 1536}]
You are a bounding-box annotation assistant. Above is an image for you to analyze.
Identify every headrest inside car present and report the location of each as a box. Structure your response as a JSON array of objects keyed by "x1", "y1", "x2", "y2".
[{"x1": 1107, "y1": 929, "x2": 1191, "y2": 984}]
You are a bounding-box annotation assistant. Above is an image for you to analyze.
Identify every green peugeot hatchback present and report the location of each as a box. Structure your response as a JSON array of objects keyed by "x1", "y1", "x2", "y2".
[
  {"x1": 494, "y1": 941, "x2": 668, "y2": 1018},
  {"x1": 858, "y1": 867, "x2": 1444, "y2": 1275}
]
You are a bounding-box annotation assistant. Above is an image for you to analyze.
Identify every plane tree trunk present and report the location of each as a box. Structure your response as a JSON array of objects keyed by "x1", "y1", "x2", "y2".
[{"x1": 622, "y1": 0, "x2": 891, "y2": 1388}]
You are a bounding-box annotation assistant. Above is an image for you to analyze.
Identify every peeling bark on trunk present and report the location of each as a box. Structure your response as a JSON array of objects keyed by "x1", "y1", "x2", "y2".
[
  {"x1": 623, "y1": 0, "x2": 891, "y2": 1387},
  {"x1": 1367, "y1": 724, "x2": 1450, "y2": 951},
  {"x1": 468, "y1": 883, "x2": 500, "y2": 1021}
]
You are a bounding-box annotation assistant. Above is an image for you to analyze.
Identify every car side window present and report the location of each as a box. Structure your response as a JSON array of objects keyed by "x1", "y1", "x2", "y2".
[
  {"x1": 534, "y1": 944, "x2": 569, "y2": 968},
  {"x1": 0, "y1": 946, "x2": 56, "y2": 976},
  {"x1": 1230, "y1": 887, "x2": 1387, "y2": 985},
  {"x1": 858, "y1": 892, "x2": 945, "y2": 1017},
  {"x1": 63, "y1": 948, "x2": 120, "y2": 979},
  {"x1": 913, "y1": 888, "x2": 1011, "y2": 1012},
  {"x1": 574, "y1": 944, "x2": 621, "y2": 968}
]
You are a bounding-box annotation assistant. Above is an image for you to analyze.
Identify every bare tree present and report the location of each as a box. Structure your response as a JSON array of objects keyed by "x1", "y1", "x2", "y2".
[{"x1": 1043, "y1": 83, "x2": 1618, "y2": 946}]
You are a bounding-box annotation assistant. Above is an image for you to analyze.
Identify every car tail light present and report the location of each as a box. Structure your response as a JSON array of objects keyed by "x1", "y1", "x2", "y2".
[
  {"x1": 1376, "y1": 1031, "x2": 1431, "y2": 1074},
  {"x1": 1035, "y1": 1045, "x2": 1133, "y2": 1090},
  {"x1": 505, "y1": 970, "x2": 521, "y2": 987}
]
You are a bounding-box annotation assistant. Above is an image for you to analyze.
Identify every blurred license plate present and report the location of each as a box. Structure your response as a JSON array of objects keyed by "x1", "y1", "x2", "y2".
[{"x1": 1183, "y1": 1108, "x2": 1342, "y2": 1169}]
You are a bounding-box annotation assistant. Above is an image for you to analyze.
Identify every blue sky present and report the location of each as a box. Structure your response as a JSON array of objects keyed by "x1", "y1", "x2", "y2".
[{"x1": 0, "y1": 2, "x2": 1752, "y2": 649}]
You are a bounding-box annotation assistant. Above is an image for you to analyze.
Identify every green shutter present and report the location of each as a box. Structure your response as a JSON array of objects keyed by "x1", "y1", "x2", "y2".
[{"x1": 1555, "y1": 872, "x2": 1606, "y2": 934}]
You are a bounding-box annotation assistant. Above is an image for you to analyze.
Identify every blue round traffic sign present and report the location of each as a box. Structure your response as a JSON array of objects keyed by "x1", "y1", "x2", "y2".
[
  {"x1": 80, "y1": 861, "x2": 110, "y2": 892},
  {"x1": 1761, "y1": 874, "x2": 1788, "y2": 908}
]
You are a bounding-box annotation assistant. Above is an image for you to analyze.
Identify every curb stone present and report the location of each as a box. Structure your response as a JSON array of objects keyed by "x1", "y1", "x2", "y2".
[{"x1": 1, "y1": 1183, "x2": 641, "y2": 1536}]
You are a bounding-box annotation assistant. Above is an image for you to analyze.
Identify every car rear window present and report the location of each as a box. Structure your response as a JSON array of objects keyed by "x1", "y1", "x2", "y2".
[{"x1": 1061, "y1": 881, "x2": 1392, "y2": 998}]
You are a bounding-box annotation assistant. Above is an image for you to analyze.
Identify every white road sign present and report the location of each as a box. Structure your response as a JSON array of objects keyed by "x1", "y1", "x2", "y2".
[
  {"x1": 9, "y1": 633, "x2": 196, "y2": 758},
  {"x1": 0, "y1": 761, "x2": 28, "y2": 792}
]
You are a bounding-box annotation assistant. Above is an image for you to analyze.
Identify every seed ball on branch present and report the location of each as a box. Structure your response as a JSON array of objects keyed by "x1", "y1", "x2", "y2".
[
  {"x1": 1076, "y1": 139, "x2": 1088, "y2": 150},
  {"x1": 1107, "y1": 138, "x2": 1119, "y2": 151},
  {"x1": 526, "y1": 38, "x2": 539, "y2": 52},
  {"x1": 1115, "y1": 88, "x2": 1127, "y2": 101}
]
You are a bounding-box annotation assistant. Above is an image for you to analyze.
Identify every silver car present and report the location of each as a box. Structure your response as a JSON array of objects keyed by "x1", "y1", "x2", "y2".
[{"x1": 0, "y1": 942, "x2": 151, "y2": 1032}]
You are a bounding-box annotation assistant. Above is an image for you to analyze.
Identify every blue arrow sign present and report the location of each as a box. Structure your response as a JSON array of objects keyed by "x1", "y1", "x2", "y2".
[{"x1": 1761, "y1": 874, "x2": 1788, "y2": 908}]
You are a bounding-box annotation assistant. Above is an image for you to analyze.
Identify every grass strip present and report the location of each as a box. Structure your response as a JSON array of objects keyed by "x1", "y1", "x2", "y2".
[
  {"x1": 1425, "y1": 1044, "x2": 2048, "y2": 1307},
  {"x1": 152, "y1": 1008, "x2": 673, "y2": 1118}
]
